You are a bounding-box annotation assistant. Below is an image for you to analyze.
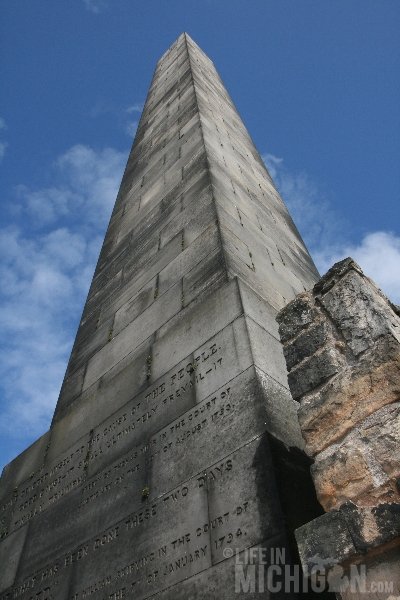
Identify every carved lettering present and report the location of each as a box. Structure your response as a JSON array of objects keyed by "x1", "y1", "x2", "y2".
[
  {"x1": 125, "y1": 505, "x2": 157, "y2": 530},
  {"x1": 163, "y1": 545, "x2": 208, "y2": 575},
  {"x1": 94, "y1": 526, "x2": 119, "y2": 550}
]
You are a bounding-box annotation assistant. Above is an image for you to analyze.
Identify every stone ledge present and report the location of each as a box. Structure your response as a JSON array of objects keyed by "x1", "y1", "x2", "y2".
[{"x1": 295, "y1": 501, "x2": 400, "y2": 575}]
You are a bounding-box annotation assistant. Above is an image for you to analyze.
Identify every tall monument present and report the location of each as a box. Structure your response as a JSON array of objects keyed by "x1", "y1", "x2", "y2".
[{"x1": 0, "y1": 33, "x2": 323, "y2": 598}]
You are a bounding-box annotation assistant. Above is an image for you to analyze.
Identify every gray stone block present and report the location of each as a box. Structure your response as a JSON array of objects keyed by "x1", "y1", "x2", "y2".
[
  {"x1": 147, "y1": 368, "x2": 272, "y2": 497},
  {"x1": 151, "y1": 279, "x2": 243, "y2": 381},
  {"x1": 158, "y1": 223, "x2": 220, "y2": 297},
  {"x1": 256, "y1": 367, "x2": 305, "y2": 449},
  {"x1": 182, "y1": 246, "x2": 227, "y2": 306},
  {"x1": 50, "y1": 338, "x2": 151, "y2": 454},
  {"x1": 0, "y1": 525, "x2": 28, "y2": 592},
  {"x1": 237, "y1": 279, "x2": 280, "y2": 340},
  {"x1": 205, "y1": 436, "x2": 284, "y2": 565},
  {"x1": 84, "y1": 282, "x2": 182, "y2": 391},
  {"x1": 17, "y1": 487, "x2": 85, "y2": 577},
  {"x1": 69, "y1": 477, "x2": 210, "y2": 600},
  {"x1": 0, "y1": 432, "x2": 50, "y2": 503}
]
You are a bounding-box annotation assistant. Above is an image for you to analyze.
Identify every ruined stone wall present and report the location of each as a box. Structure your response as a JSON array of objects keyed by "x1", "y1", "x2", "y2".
[{"x1": 277, "y1": 258, "x2": 400, "y2": 598}]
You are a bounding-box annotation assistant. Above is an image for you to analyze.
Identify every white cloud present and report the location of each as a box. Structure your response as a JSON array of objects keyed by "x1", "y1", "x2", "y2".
[
  {"x1": 315, "y1": 231, "x2": 400, "y2": 304},
  {"x1": 88, "y1": 103, "x2": 142, "y2": 140},
  {"x1": 0, "y1": 118, "x2": 7, "y2": 162},
  {"x1": 126, "y1": 120, "x2": 138, "y2": 138},
  {"x1": 83, "y1": 0, "x2": 109, "y2": 13},
  {"x1": 0, "y1": 227, "x2": 88, "y2": 437},
  {"x1": 0, "y1": 144, "x2": 126, "y2": 443},
  {"x1": 263, "y1": 153, "x2": 345, "y2": 251},
  {"x1": 89, "y1": 101, "x2": 113, "y2": 118},
  {"x1": 125, "y1": 105, "x2": 142, "y2": 137},
  {"x1": 263, "y1": 153, "x2": 400, "y2": 303},
  {"x1": 126, "y1": 104, "x2": 143, "y2": 114},
  {"x1": 18, "y1": 144, "x2": 126, "y2": 227}
]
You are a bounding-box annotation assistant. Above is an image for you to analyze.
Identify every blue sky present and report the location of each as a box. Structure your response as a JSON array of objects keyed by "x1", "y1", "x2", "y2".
[{"x1": 0, "y1": 0, "x2": 399, "y2": 472}]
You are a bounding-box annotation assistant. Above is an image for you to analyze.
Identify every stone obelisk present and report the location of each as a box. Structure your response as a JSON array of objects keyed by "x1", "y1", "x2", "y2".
[{"x1": 0, "y1": 33, "x2": 322, "y2": 598}]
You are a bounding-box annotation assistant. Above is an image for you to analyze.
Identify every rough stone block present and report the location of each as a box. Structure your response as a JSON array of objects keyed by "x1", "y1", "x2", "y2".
[
  {"x1": 298, "y1": 351, "x2": 400, "y2": 455},
  {"x1": 288, "y1": 347, "x2": 343, "y2": 401},
  {"x1": 283, "y1": 320, "x2": 333, "y2": 372},
  {"x1": 319, "y1": 268, "x2": 400, "y2": 356},
  {"x1": 311, "y1": 403, "x2": 400, "y2": 510},
  {"x1": 295, "y1": 510, "x2": 356, "y2": 575},
  {"x1": 276, "y1": 293, "x2": 319, "y2": 343}
]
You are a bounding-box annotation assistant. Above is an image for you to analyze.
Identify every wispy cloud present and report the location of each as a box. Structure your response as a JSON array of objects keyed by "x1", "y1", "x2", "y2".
[
  {"x1": 83, "y1": 0, "x2": 109, "y2": 14},
  {"x1": 88, "y1": 100, "x2": 114, "y2": 118},
  {"x1": 125, "y1": 120, "x2": 138, "y2": 138},
  {"x1": 0, "y1": 142, "x2": 7, "y2": 162},
  {"x1": 0, "y1": 117, "x2": 7, "y2": 163},
  {"x1": 125, "y1": 105, "x2": 142, "y2": 138},
  {"x1": 263, "y1": 153, "x2": 346, "y2": 250},
  {"x1": 126, "y1": 103, "x2": 144, "y2": 114},
  {"x1": 17, "y1": 144, "x2": 126, "y2": 227},
  {"x1": 0, "y1": 145, "x2": 126, "y2": 443},
  {"x1": 89, "y1": 102, "x2": 143, "y2": 138},
  {"x1": 263, "y1": 153, "x2": 400, "y2": 303}
]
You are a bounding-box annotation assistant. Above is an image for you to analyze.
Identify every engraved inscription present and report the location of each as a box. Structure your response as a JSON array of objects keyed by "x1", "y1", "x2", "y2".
[
  {"x1": 0, "y1": 323, "x2": 247, "y2": 541},
  {"x1": 0, "y1": 438, "x2": 271, "y2": 600}
]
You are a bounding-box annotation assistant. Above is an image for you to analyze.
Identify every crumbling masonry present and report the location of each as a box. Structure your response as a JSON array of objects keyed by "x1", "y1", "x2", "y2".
[{"x1": 277, "y1": 258, "x2": 400, "y2": 598}]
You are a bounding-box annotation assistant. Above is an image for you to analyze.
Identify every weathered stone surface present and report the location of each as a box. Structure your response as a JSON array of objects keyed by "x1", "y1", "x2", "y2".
[
  {"x1": 312, "y1": 403, "x2": 400, "y2": 510},
  {"x1": 295, "y1": 501, "x2": 400, "y2": 587},
  {"x1": 278, "y1": 258, "x2": 400, "y2": 510},
  {"x1": 340, "y1": 502, "x2": 400, "y2": 552},
  {"x1": 340, "y1": 548, "x2": 400, "y2": 600},
  {"x1": 0, "y1": 525, "x2": 28, "y2": 592},
  {"x1": 295, "y1": 510, "x2": 356, "y2": 574},
  {"x1": 0, "y1": 432, "x2": 50, "y2": 504},
  {"x1": 298, "y1": 348, "x2": 400, "y2": 456},
  {"x1": 279, "y1": 258, "x2": 400, "y2": 591},
  {"x1": 151, "y1": 540, "x2": 290, "y2": 600},
  {"x1": 319, "y1": 268, "x2": 400, "y2": 357},
  {"x1": 283, "y1": 320, "x2": 333, "y2": 372},
  {"x1": 0, "y1": 33, "x2": 321, "y2": 596},
  {"x1": 277, "y1": 293, "x2": 319, "y2": 343},
  {"x1": 288, "y1": 346, "x2": 344, "y2": 401},
  {"x1": 256, "y1": 367, "x2": 305, "y2": 450}
]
